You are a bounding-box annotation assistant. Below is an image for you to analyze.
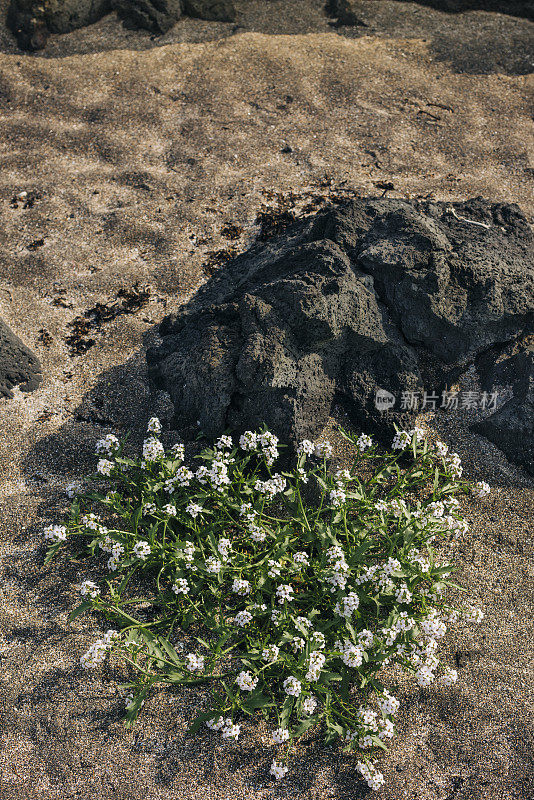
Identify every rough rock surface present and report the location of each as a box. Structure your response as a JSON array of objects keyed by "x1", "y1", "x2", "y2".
[
  {"x1": 7, "y1": 0, "x2": 111, "y2": 48},
  {"x1": 147, "y1": 197, "x2": 534, "y2": 459},
  {"x1": 6, "y1": 0, "x2": 235, "y2": 48},
  {"x1": 474, "y1": 335, "x2": 534, "y2": 474},
  {"x1": 113, "y1": 0, "x2": 182, "y2": 34},
  {"x1": 182, "y1": 0, "x2": 235, "y2": 21},
  {"x1": 326, "y1": 0, "x2": 368, "y2": 27},
  {"x1": 0, "y1": 318, "x2": 42, "y2": 398}
]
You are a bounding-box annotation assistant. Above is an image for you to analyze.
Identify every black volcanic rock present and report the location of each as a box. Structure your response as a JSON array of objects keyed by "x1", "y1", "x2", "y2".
[
  {"x1": 0, "y1": 319, "x2": 43, "y2": 398},
  {"x1": 7, "y1": 0, "x2": 235, "y2": 49},
  {"x1": 147, "y1": 197, "x2": 533, "y2": 465},
  {"x1": 113, "y1": 0, "x2": 182, "y2": 33},
  {"x1": 474, "y1": 335, "x2": 534, "y2": 474},
  {"x1": 182, "y1": 0, "x2": 235, "y2": 22}
]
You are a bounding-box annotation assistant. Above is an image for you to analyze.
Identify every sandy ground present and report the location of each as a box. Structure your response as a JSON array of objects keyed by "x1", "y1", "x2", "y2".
[{"x1": 0, "y1": 1, "x2": 533, "y2": 798}]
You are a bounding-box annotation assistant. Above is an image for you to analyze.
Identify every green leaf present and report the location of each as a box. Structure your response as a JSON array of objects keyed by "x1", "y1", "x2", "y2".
[
  {"x1": 281, "y1": 696, "x2": 295, "y2": 728},
  {"x1": 68, "y1": 601, "x2": 93, "y2": 622},
  {"x1": 293, "y1": 716, "x2": 317, "y2": 737},
  {"x1": 186, "y1": 710, "x2": 223, "y2": 736}
]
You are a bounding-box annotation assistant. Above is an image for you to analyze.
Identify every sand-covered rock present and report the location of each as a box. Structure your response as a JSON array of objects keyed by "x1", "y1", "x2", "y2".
[{"x1": 0, "y1": 318, "x2": 42, "y2": 397}]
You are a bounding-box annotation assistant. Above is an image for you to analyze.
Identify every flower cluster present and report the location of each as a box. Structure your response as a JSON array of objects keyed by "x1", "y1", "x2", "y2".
[{"x1": 44, "y1": 422, "x2": 489, "y2": 791}]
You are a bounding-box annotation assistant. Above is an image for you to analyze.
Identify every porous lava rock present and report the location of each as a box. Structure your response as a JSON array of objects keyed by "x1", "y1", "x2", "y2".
[
  {"x1": 473, "y1": 334, "x2": 534, "y2": 474},
  {"x1": 113, "y1": 0, "x2": 182, "y2": 33},
  {"x1": 147, "y1": 197, "x2": 533, "y2": 465},
  {"x1": 7, "y1": 0, "x2": 111, "y2": 49},
  {"x1": 7, "y1": 0, "x2": 236, "y2": 49},
  {"x1": 0, "y1": 319, "x2": 43, "y2": 398}
]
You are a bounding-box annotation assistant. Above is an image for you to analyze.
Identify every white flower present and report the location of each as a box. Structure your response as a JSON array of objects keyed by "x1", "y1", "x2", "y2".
[
  {"x1": 142, "y1": 436, "x2": 164, "y2": 462},
  {"x1": 395, "y1": 584, "x2": 412, "y2": 604},
  {"x1": 133, "y1": 541, "x2": 151, "y2": 561},
  {"x1": 276, "y1": 584, "x2": 294, "y2": 604},
  {"x1": 357, "y1": 629, "x2": 374, "y2": 648},
  {"x1": 65, "y1": 481, "x2": 84, "y2": 499},
  {"x1": 171, "y1": 442, "x2": 185, "y2": 462},
  {"x1": 143, "y1": 502, "x2": 157, "y2": 515},
  {"x1": 221, "y1": 719, "x2": 240, "y2": 740},
  {"x1": 43, "y1": 524, "x2": 67, "y2": 543},
  {"x1": 185, "y1": 653, "x2": 204, "y2": 672},
  {"x1": 163, "y1": 503, "x2": 177, "y2": 516},
  {"x1": 435, "y1": 440, "x2": 448, "y2": 457},
  {"x1": 356, "y1": 761, "x2": 385, "y2": 791},
  {"x1": 262, "y1": 644, "x2": 279, "y2": 662},
  {"x1": 248, "y1": 523, "x2": 266, "y2": 543},
  {"x1": 96, "y1": 459, "x2": 114, "y2": 477},
  {"x1": 445, "y1": 452, "x2": 463, "y2": 477},
  {"x1": 415, "y1": 665, "x2": 435, "y2": 687},
  {"x1": 206, "y1": 716, "x2": 225, "y2": 731},
  {"x1": 296, "y1": 467, "x2": 309, "y2": 483},
  {"x1": 441, "y1": 667, "x2": 458, "y2": 686},
  {"x1": 329, "y1": 488, "x2": 346, "y2": 507},
  {"x1": 314, "y1": 440, "x2": 332, "y2": 459},
  {"x1": 239, "y1": 502, "x2": 255, "y2": 519},
  {"x1": 79, "y1": 630, "x2": 119, "y2": 670},
  {"x1": 239, "y1": 431, "x2": 258, "y2": 450},
  {"x1": 283, "y1": 676, "x2": 302, "y2": 697},
  {"x1": 205, "y1": 556, "x2": 222, "y2": 573},
  {"x1": 341, "y1": 644, "x2": 363, "y2": 668},
  {"x1": 272, "y1": 727, "x2": 290, "y2": 744},
  {"x1": 147, "y1": 416, "x2": 161, "y2": 434},
  {"x1": 392, "y1": 430, "x2": 411, "y2": 450},
  {"x1": 234, "y1": 610, "x2": 253, "y2": 627},
  {"x1": 172, "y1": 578, "x2": 190, "y2": 595},
  {"x1": 215, "y1": 434, "x2": 233, "y2": 450},
  {"x1": 271, "y1": 608, "x2": 282, "y2": 626},
  {"x1": 267, "y1": 559, "x2": 281, "y2": 578},
  {"x1": 80, "y1": 580, "x2": 100, "y2": 599},
  {"x1": 297, "y1": 439, "x2": 315, "y2": 456},
  {"x1": 378, "y1": 690, "x2": 399, "y2": 715},
  {"x1": 464, "y1": 605, "x2": 484, "y2": 624},
  {"x1": 270, "y1": 761, "x2": 288, "y2": 780},
  {"x1": 306, "y1": 650, "x2": 326, "y2": 681},
  {"x1": 472, "y1": 480, "x2": 490, "y2": 498},
  {"x1": 293, "y1": 551, "x2": 309, "y2": 567},
  {"x1": 302, "y1": 695, "x2": 317, "y2": 715},
  {"x1": 185, "y1": 502, "x2": 203, "y2": 518},
  {"x1": 235, "y1": 670, "x2": 258, "y2": 691},
  {"x1": 95, "y1": 434, "x2": 119, "y2": 455},
  {"x1": 254, "y1": 474, "x2": 286, "y2": 497},
  {"x1": 232, "y1": 578, "x2": 251, "y2": 596},
  {"x1": 218, "y1": 538, "x2": 231, "y2": 558},
  {"x1": 182, "y1": 542, "x2": 195, "y2": 563},
  {"x1": 335, "y1": 592, "x2": 360, "y2": 619},
  {"x1": 356, "y1": 433, "x2": 372, "y2": 451},
  {"x1": 378, "y1": 718, "x2": 395, "y2": 740},
  {"x1": 291, "y1": 636, "x2": 305, "y2": 652},
  {"x1": 428, "y1": 501, "x2": 445, "y2": 518}
]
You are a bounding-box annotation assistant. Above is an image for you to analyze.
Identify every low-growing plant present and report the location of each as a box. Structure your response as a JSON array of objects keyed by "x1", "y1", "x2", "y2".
[{"x1": 45, "y1": 420, "x2": 489, "y2": 790}]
